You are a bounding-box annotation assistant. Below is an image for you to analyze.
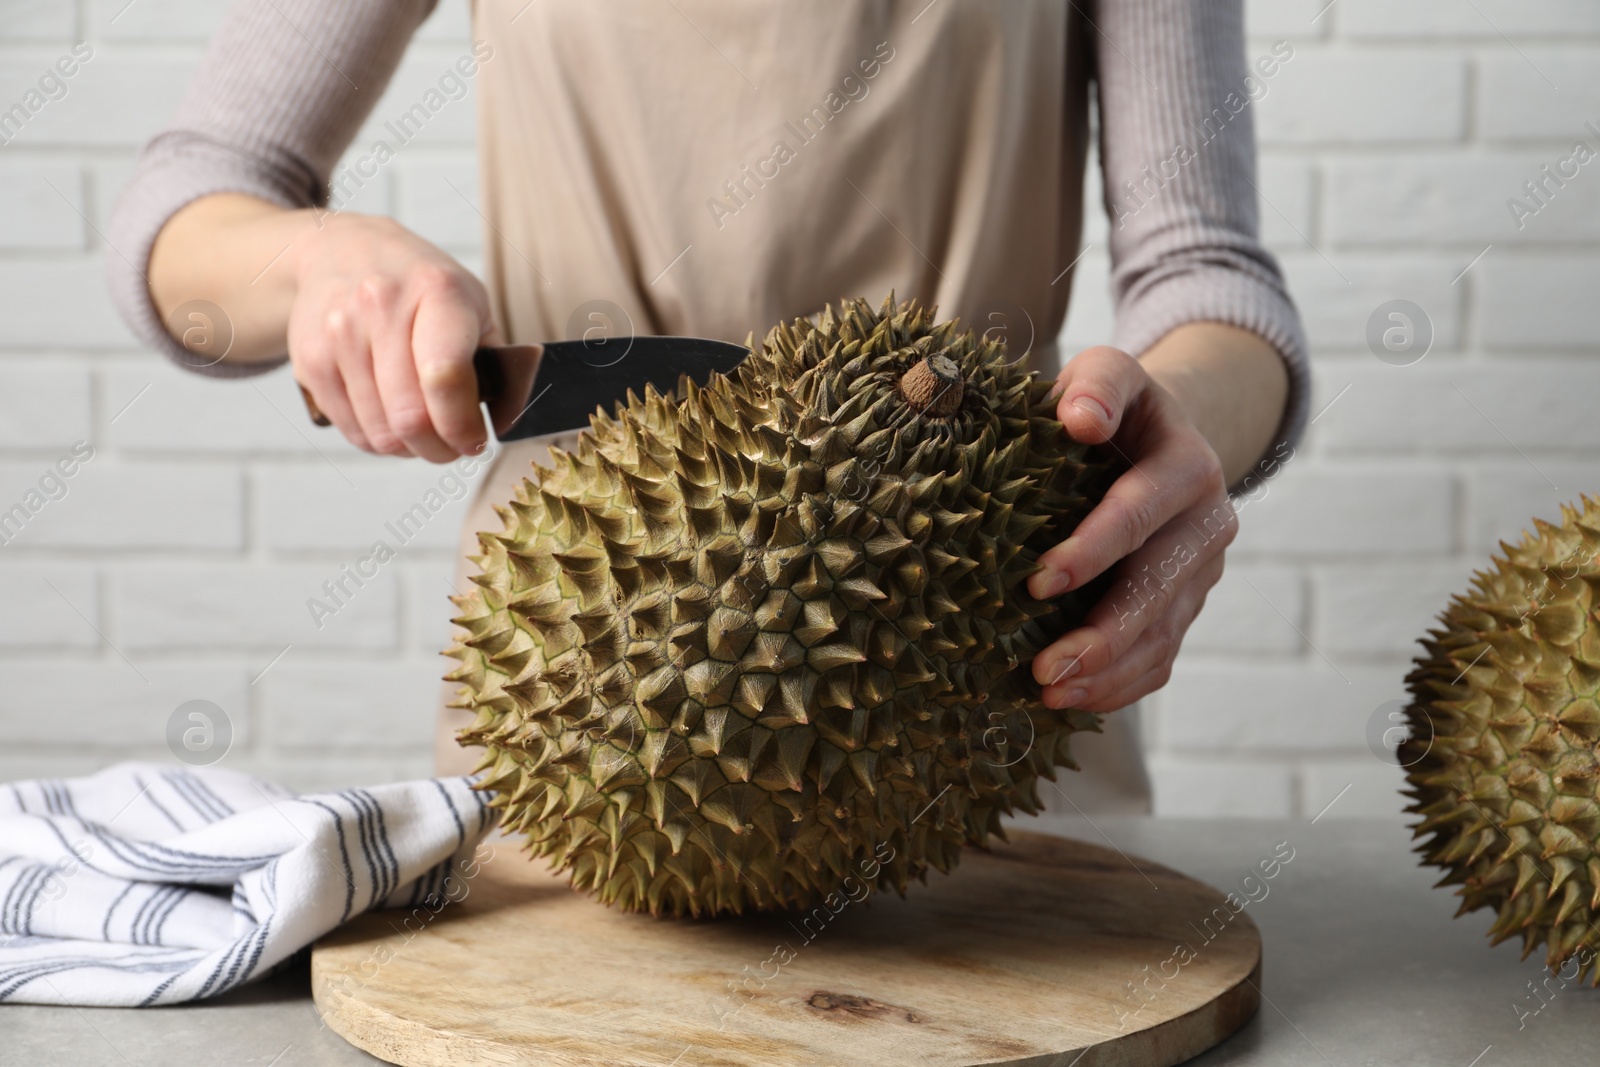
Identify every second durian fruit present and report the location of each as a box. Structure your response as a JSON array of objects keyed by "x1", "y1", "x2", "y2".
[
  {"x1": 1403, "y1": 495, "x2": 1600, "y2": 983},
  {"x1": 448, "y1": 296, "x2": 1120, "y2": 916}
]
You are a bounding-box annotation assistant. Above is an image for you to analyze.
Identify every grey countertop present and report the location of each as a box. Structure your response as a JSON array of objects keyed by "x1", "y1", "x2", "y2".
[{"x1": 4, "y1": 815, "x2": 1594, "y2": 1067}]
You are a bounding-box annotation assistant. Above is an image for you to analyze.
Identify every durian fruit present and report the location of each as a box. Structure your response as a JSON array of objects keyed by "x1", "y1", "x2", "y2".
[
  {"x1": 1402, "y1": 495, "x2": 1600, "y2": 983},
  {"x1": 447, "y1": 295, "x2": 1120, "y2": 917}
]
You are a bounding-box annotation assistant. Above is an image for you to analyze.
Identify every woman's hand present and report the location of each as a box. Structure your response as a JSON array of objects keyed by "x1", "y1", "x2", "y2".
[
  {"x1": 289, "y1": 213, "x2": 504, "y2": 462},
  {"x1": 1027, "y1": 344, "x2": 1238, "y2": 713},
  {"x1": 150, "y1": 194, "x2": 531, "y2": 463}
]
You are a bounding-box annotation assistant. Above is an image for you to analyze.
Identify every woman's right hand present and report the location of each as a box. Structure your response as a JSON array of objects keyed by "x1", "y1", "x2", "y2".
[
  {"x1": 151, "y1": 194, "x2": 530, "y2": 463},
  {"x1": 288, "y1": 213, "x2": 502, "y2": 462}
]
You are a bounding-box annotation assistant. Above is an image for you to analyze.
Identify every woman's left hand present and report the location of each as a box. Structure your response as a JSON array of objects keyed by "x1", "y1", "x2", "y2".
[{"x1": 1027, "y1": 345, "x2": 1238, "y2": 712}]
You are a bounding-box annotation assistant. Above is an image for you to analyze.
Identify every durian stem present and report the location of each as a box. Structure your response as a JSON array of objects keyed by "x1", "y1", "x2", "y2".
[{"x1": 899, "y1": 354, "x2": 963, "y2": 417}]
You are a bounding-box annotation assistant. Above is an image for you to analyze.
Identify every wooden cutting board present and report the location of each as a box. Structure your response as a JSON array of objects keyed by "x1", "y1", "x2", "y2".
[{"x1": 312, "y1": 830, "x2": 1261, "y2": 1066}]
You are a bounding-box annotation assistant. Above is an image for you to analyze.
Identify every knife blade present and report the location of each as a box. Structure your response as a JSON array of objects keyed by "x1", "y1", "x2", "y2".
[
  {"x1": 493, "y1": 336, "x2": 750, "y2": 441},
  {"x1": 298, "y1": 336, "x2": 751, "y2": 441}
]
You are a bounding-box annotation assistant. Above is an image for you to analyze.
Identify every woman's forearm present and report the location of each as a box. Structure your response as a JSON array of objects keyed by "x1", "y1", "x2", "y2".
[
  {"x1": 113, "y1": 0, "x2": 435, "y2": 363},
  {"x1": 1137, "y1": 321, "x2": 1290, "y2": 487},
  {"x1": 148, "y1": 192, "x2": 318, "y2": 364}
]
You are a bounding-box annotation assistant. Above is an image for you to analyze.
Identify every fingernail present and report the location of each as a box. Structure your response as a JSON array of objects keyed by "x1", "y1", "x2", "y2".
[
  {"x1": 1071, "y1": 396, "x2": 1111, "y2": 422},
  {"x1": 1048, "y1": 655, "x2": 1083, "y2": 687},
  {"x1": 1060, "y1": 686, "x2": 1086, "y2": 707},
  {"x1": 1036, "y1": 565, "x2": 1072, "y2": 600}
]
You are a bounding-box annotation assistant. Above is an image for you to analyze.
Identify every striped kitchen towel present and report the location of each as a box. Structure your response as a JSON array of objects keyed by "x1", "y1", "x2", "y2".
[{"x1": 0, "y1": 762, "x2": 494, "y2": 1006}]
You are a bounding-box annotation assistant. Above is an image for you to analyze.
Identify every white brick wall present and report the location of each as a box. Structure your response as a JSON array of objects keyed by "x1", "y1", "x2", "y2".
[{"x1": 0, "y1": 2, "x2": 1594, "y2": 815}]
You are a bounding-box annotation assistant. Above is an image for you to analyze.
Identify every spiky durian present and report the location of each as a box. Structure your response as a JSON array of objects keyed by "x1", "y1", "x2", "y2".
[
  {"x1": 447, "y1": 295, "x2": 1121, "y2": 917},
  {"x1": 1402, "y1": 495, "x2": 1600, "y2": 982}
]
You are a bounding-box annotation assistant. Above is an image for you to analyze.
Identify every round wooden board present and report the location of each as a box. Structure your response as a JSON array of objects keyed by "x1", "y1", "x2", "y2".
[{"x1": 312, "y1": 830, "x2": 1261, "y2": 1067}]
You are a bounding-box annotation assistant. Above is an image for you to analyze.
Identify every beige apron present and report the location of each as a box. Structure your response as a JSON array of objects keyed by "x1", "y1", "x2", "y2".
[{"x1": 434, "y1": 0, "x2": 1152, "y2": 815}]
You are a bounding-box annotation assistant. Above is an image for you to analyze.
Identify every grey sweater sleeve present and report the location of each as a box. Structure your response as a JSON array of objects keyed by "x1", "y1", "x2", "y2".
[
  {"x1": 1092, "y1": 0, "x2": 1311, "y2": 491},
  {"x1": 105, "y1": 0, "x2": 438, "y2": 378}
]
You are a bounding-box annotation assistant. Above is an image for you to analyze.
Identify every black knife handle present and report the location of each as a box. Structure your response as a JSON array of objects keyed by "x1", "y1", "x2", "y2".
[
  {"x1": 298, "y1": 345, "x2": 512, "y2": 427},
  {"x1": 471, "y1": 346, "x2": 504, "y2": 403}
]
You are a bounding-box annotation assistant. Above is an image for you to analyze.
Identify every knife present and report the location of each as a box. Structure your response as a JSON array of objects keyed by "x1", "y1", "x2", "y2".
[{"x1": 298, "y1": 336, "x2": 751, "y2": 441}]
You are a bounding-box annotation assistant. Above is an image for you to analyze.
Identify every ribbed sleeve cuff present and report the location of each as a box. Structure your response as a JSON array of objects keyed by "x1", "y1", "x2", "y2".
[
  {"x1": 104, "y1": 134, "x2": 318, "y2": 379},
  {"x1": 1111, "y1": 268, "x2": 1311, "y2": 496}
]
